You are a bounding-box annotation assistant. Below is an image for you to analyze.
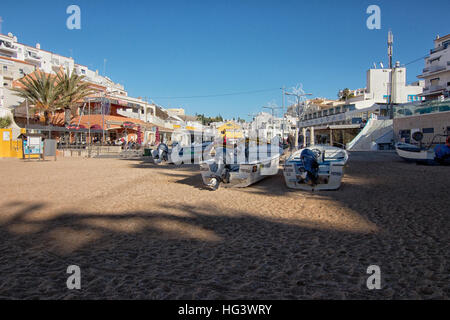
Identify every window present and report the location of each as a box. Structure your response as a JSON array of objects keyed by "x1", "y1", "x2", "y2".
[
  {"x1": 19, "y1": 69, "x2": 24, "y2": 75},
  {"x1": 430, "y1": 79, "x2": 440, "y2": 86},
  {"x1": 81, "y1": 69, "x2": 86, "y2": 74},
  {"x1": 2, "y1": 65, "x2": 7, "y2": 71},
  {"x1": 399, "y1": 130, "x2": 411, "y2": 143},
  {"x1": 422, "y1": 128, "x2": 434, "y2": 134}
]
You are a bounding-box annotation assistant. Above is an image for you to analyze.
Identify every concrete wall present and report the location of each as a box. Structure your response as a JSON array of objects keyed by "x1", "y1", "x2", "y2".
[{"x1": 393, "y1": 111, "x2": 450, "y2": 144}]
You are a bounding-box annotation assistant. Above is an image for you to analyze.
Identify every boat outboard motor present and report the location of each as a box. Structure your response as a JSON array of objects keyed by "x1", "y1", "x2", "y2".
[
  {"x1": 206, "y1": 162, "x2": 231, "y2": 190},
  {"x1": 206, "y1": 147, "x2": 233, "y2": 190},
  {"x1": 152, "y1": 143, "x2": 169, "y2": 163},
  {"x1": 300, "y1": 149, "x2": 320, "y2": 185}
]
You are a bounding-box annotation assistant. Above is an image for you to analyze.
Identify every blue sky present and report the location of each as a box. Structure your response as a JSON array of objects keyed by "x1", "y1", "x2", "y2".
[{"x1": 2, "y1": 0, "x2": 449, "y2": 119}]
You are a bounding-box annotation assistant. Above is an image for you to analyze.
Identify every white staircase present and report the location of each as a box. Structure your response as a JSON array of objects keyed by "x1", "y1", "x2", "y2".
[{"x1": 346, "y1": 117, "x2": 393, "y2": 151}]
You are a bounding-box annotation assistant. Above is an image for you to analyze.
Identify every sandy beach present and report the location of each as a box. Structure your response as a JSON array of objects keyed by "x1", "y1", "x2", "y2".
[{"x1": 0, "y1": 152, "x2": 448, "y2": 299}]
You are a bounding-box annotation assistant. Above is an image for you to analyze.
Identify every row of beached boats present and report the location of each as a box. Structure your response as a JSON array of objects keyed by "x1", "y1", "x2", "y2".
[
  {"x1": 149, "y1": 133, "x2": 449, "y2": 191},
  {"x1": 150, "y1": 138, "x2": 350, "y2": 191}
]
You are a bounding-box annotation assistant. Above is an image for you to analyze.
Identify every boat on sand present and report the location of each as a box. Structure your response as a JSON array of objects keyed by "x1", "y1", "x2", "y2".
[
  {"x1": 283, "y1": 145, "x2": 348, "y2": 191},
  {"x1": 200, "y1": 139, "x2": 283, "y2": 190}
]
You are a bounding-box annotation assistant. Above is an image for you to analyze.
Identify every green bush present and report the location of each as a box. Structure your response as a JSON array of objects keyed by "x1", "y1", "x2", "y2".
[{"x1": 0, "y1": 116, "x2": 12, "y2": 128}]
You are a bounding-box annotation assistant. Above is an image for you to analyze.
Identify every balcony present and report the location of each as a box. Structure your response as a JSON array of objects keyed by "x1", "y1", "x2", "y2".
[
  {"x1": 0, "y1": 41, "x2": 18, "y2": 54},
  {"x1": 423, "y1": 85, "x2": 445, "y2": 94},
  {"x1": 24, "y1": 52, "x2": 42, "y2": 64},
  {"x1": 429, "y1": 85, "x2": 445, "y2": 92},
  {"x1": 146, "y1": 114, "x2": 166, "y2": 127},
  {"x1": 429, "y1": 65, "x2": 446, "y2": 73},
  {"x1": 417, "y1": 61, "x2": 450, "y2": 78},
  {"x1": 430, "y1": 45, "x2": 448, "y2": 54}
]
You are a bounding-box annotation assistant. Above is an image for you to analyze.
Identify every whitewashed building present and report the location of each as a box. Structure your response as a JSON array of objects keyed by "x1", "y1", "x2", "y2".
[
  {"x1": 298, "y1": 66, "x2": 424, "y2": 128},
  {"x1": 418, "y1": 34, "x2": 450, "y2": 100}
]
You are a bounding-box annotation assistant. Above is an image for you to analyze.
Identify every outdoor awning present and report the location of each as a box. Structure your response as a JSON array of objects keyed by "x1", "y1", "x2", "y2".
[{"x1": 90, "y1": 124, "x2": 102, "y2": 130}]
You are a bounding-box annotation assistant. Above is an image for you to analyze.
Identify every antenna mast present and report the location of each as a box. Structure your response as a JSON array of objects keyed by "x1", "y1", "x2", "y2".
[{"x1": 388, "y1": 30, "x2": 394, "y2": 69}]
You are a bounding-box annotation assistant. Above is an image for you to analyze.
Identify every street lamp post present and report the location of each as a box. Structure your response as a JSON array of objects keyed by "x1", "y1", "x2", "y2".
[{"x1": 284, "y1": 91, "x2": 313, "y2": 147}]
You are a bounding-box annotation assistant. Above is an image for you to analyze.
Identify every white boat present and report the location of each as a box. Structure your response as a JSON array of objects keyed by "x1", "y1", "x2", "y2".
[
  {"x1": 169, "y1": 142, "x2": 212, "y2": 165},
  {"x1": 200, "y1": 142, "x2": 283, "y2": 190},
  {"x1": 395, "y1": 142, "x2": 435, "y2": 164},
  {"x1": 151, "y1": 142, "x2": 212, "y2": 165},
  {"x1": 283, "y1": 145, "x2": 349, "y2": 191}
]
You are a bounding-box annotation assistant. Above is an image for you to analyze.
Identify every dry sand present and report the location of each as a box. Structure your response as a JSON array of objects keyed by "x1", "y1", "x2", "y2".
[{"x1": 0, "y1": 152, "x2": 448, "y2": 299}]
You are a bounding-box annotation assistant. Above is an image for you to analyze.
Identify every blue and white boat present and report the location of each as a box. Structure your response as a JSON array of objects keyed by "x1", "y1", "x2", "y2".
[
  {"x1": 395, "y1": 140, "x2": 450, "y2": 165},
  {"x1": 283, "y1": 145, "x2": 349, "y2": 191}
]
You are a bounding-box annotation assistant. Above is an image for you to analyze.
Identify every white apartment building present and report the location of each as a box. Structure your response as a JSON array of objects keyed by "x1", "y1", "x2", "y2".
[
  {"x1": 418, "y1": 34, "x2": 450, "y2": 100},
  {"x1": 338, "y1": 88, "x2": 366, "y2": 100},
  {"x1": 298, "y1": 66, "x2": 424, "y2": 128},
  {"x1": 0, "y1": 56, "x2": 37, "y2": 118},
  {"x1": 0, "y1": 32, "x2": 175, "y2": 127},
  {"x1": 0, "y1": 32, "x2": 127, "y2": 97},
  {"x1": 245, "y1": 112, "x2": 294, "y2": 140}
]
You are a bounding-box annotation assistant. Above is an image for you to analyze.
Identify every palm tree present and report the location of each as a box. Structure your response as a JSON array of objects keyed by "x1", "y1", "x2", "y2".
[
  {"x1": 12, "y1": 71, "x2": 63, "y2": 125},
  {"x1": 57, "y1": 68, "x2": 96, "y2": 126}
]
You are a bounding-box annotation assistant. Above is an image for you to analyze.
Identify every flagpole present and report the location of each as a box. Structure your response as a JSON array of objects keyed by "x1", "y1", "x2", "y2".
[
  {"x1": 26, "y1": 98, "x2": 29, "y2": 132},
  {"x1": 88, "y1": 99, "x2": 91, "y2": 156}
]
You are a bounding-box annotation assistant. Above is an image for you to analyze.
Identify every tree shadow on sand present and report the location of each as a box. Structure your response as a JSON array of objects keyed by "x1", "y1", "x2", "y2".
[
  {"x1": 0, "y1": 152, "x2": 448, "y2": 300},
  {"x1": 0, "y1": 195, "x2": 448, "y2": 300}
]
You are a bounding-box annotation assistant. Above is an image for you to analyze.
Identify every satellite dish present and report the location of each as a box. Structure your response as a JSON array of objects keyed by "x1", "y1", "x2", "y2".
[{"x1": 412, "y1": 131, "x2": 423, "y2": 142}]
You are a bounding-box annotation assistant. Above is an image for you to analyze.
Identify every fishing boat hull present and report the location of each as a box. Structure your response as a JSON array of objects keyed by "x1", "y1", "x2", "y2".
[
  {"x1": 151, "y1": 142, "x2": 212, "y2": 165},
  {"x1": 396, "y1": 144, "x2": 450, "y2": 165},
  {"x1": 200, "y1": 155, "x2": 280, "y2": 189},
  {"x1": 395, "y1": 143, "x2": 435, "y2": 164},
  {"x1": 283, "y1": 145, "x2": 348, "y2": 191}
]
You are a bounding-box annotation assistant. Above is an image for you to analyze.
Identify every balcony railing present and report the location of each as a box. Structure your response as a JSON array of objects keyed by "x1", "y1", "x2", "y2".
[
  {"x1": 430, "y1": 45, "x2": 447, "y2": 54},
  {"x1": 429, "y1": 85, "x2": 445, "y2": 92},
  {"x1": 24, "y1": 52, "x2": 41, "y2": 62},
  {"x1": 422, "y1": 65, "x2": 447, "y2": 74},
  {"x1": 145, "y1": 114, "x2": 166, "y2": 127},
  {"x1": 0, "y1": 42, "x2": 17, "y2": 52},
  {"x1": 429, "y1": 65, "x2": 446, "y2": 73},
  {"x1": 394, "y1": 98, "x2": 450, "y2": 118}
]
